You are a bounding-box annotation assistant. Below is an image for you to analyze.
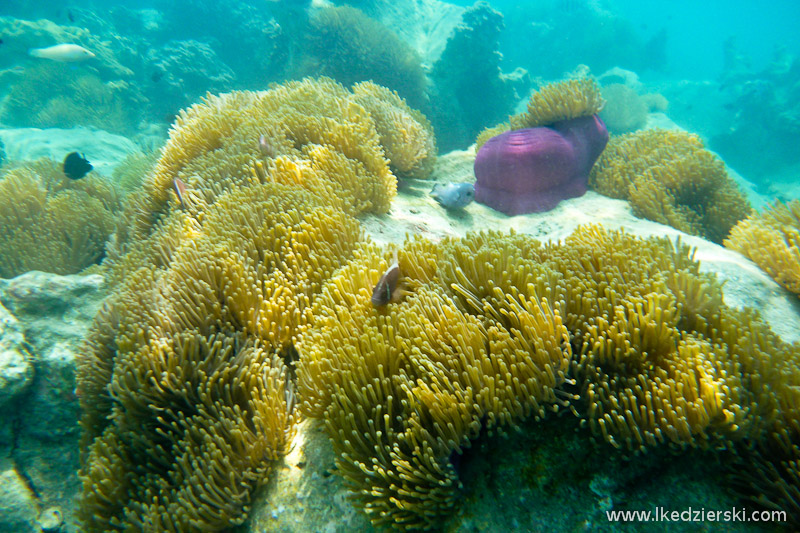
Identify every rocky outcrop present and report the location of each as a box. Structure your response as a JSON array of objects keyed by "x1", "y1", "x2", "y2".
[
  {"x1": 429, "y1": 1, "x2": 526, "y2": 151},
  {"x1": 0, "y1": 302, "x2": 32, "y2": 409},
  {"x1": 0, "y1": 271, "x2": 106, "y2": 533},
  {"x1": 0, "y1": 462, "x2": 39, "y2": 533}
]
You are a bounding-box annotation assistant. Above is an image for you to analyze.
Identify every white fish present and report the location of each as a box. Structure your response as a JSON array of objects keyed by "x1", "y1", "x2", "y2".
[
  {"x1": 431, "y1": 182, "x2": 475, "y2": 210},
  {"x1": 28, "y1": 44, "x2": 96, "y2": 62}
]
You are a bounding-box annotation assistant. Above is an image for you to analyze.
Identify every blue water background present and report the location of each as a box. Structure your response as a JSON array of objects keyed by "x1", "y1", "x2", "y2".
[
  {"x1": 3, "y1": 0, "x2": 800, "y2": 191},
  {"x1": 448, "y1": 0, "x2": 800, "y2": 80},
  {"x1": 6, "y1": 0, "x2": 799, "y2": 79}
]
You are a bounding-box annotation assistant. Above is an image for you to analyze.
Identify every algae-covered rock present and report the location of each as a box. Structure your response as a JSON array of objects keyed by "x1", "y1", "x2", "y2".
[
  {"x1": 430, "y1": 1, "x2": 522, "y2": 151},
  {"x1": 0, "y1": 301, "x2": 33, "y2": 408},
  {"x1": 0, "y1": 271, "x2": 105, "y2": 533},
  {"x1": 0, "y1": 462, "x2": 40, "y2": 533},
  {"x1": 245, "y1": 420, "x2": 375, "y2": 533}
]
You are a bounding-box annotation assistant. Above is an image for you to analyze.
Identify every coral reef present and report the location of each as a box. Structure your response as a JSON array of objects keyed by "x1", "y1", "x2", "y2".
[
  {"x1": 599, "y1": 83, "x2": 669, "y2": 134},
  {"x1": 2, "y1": 63, "x2": 144, "y2": 135},
  {"x1": 156, "y1": 0, "x2": 285, "y2": 87},
  {"x1": 144, "y1": 40, "x2": 236, "y2": 119},
  {"x1": 0, "y1": 10, "x2": 281, "y2": 135},
  {"x1": 726, "y1": 310, "x2": 800, "y2": 528},
  {"x1": 78, "y1": 331, "x2": 294, "y2": 531},
  {"x1": 77, "y1": 76, "x2": 435, "y2": 531},
  {"x1": 351, "y1": 81, "x2": 437, "y2": 179},
  {"x1": 0, "y1": 16, "x2": 151, "y2": 134},
  {"x1": 112, "y1": 77, "x2": 404, "y2": 254},
  {"x1": 724, "y1": 200, "x2": 800, "y2": 297},
  {"x1": 296, "y1": 224, "x2": 796, "y2": 529},
  {"x1": 499, "y1": 1, "x2": 662, "y2": 81},
  {"x1": 0, "y1": 16, "x2": 131, "y2": 78},
  {"x1": 350, "y1": 0, "x2": 464, "y2": 68},
  {"x1": 299, "y1": 6, "x2": 427, "y2": 109},
  {"x1": 77, "y1": 183, "x2": 363, "y2": 530},
  {"x1": 589, "y1": 129, "x2": 752, "y2": 244},
  {"x1": 297, "y1": 235, "x2": 572, "y2": 529},
  {"x1": 429, "y1": 1, "x2": 523, "y2": 152},
  {"x1": 713, "y1": 42, "x2": 800, "y2": 179},
  {"x1": 0, "y1": 159, "x2": 121, "y2": 278},
  {"x1": 473, "y1": 79, "x2": 608, "y2": 215},
  {"x1": 559, "y1": 226, "x2": 758, "y2": 451},
  {"x1": 110, "y1": 151, "x2": 158, "y2": 195}
]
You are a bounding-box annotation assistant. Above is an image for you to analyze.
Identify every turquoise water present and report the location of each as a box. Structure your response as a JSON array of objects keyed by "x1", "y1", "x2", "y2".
[
  {"x1": 2, "y1": 0, "x2": 798, "y2": 183},
  {"x1": 458, "y1": 0, "x2": 800, "y2": 79},
  {"x1": 2, "y1": 1, "x2": 800, "y2": 532},
  {"x1": 612, "y1": 0, "x2": 800, "y2": 78}
]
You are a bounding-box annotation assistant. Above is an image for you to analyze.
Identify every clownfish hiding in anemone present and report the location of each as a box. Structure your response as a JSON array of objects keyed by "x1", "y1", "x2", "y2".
[
  {"x1": 173, "y1": 177, "x2": 189, "y2": 209},
  {"x1": 371, "y1": 251, "x2": 405, "y2": 308}
]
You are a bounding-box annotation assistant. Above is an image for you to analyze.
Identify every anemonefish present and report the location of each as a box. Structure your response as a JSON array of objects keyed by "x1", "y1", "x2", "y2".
[
  {"x1": 173, "y1": 178, "x2": 188, "y2": 209},
  {"x1": 371, "y1": 252, "x2": 402, "y2": 307}
]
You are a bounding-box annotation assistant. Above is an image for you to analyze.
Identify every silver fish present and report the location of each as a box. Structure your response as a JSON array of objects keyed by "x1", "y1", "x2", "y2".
[
  {"x1": 431, "y1": 182, "x2": 475, "y2": 210},
  {"x1": 29, "y1": 44, "x2": 95, "y2": 62}
]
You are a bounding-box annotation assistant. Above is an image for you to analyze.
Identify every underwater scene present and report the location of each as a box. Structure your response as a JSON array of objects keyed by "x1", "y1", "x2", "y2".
[{"x1": 1, "y1": 0, "x2": 800, "y2": 531}]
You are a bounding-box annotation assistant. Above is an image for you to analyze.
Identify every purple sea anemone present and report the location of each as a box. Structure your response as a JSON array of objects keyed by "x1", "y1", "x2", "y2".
[{"x1": 474, "y1": 115, "x2": 608, "y2": 215}]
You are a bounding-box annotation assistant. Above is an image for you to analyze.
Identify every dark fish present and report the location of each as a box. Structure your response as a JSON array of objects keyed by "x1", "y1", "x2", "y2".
[
  {"x1": 68, "y1": 10, "x2": 75, "y2": 23},
  {"x1": 371, "y1": 253, "x2": 401, "y2": 307},
  {"x1": 63, "y1": 152, "x2": 93, "y2": 180},
  {"x1": 173, "y1": 178, "x2": 188, "y2": 209},
  {"x1": 151, "y1": 70, "x2": 164, "y2": 83},
  {"x1": 0, "y1": 38, "x2": 4, "y2": 46}
]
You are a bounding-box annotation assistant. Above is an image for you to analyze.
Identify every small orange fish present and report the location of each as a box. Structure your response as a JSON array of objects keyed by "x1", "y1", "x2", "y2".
[
  {"x1": 173, "y1": 177, "x2": 188, "y2": 209},
  {"x1": 371, "y1": 252, "x2": 401, "y2": 307}
]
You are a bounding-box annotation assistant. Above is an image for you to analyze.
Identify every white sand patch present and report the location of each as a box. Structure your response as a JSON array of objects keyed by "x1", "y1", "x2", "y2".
[{"x1": 0, "y1": 126, "x2": 141, "y2": 175}]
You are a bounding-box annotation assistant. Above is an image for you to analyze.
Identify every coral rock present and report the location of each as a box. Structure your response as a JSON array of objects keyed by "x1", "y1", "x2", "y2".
[
  {"x1": 0, "y1": 463, "x2": 39, "y2": 533},
  {"x1": 474, "y1": 115, "x2": 608, "y2": 215},
  {"x1": 0, "y1": 271, "x2": 104, "y2": 529},
  {"x1": 0, "y1": 302, "x2": 32, "y2": 408}
]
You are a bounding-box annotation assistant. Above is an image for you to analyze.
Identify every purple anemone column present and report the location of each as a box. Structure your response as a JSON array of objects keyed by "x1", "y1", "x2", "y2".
[{"x1": 474, "y1": 115, "x2": 609, "y2": 215}]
